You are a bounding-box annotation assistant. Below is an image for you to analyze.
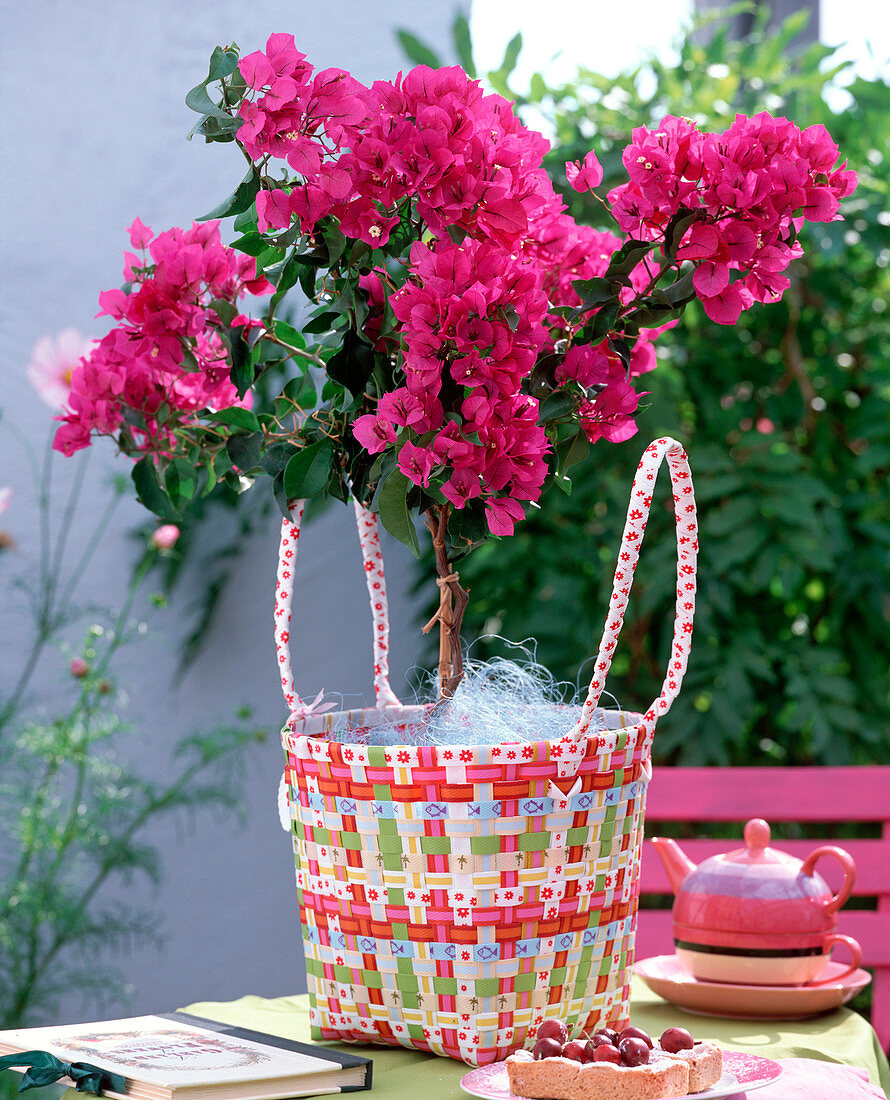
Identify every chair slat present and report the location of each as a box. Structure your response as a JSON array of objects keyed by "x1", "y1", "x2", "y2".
[{"x1": 646, "y1": 766, "x2": 890, "y2": 821}]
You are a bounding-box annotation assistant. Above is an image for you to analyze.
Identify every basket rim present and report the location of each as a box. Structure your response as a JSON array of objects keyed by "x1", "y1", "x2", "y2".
[{"x1": 280, "y1": 702, "x2": 646, "y2": 753}]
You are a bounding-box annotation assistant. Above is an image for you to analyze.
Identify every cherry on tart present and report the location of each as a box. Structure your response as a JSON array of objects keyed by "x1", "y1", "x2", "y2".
[
  {"x1": 618, "y1": 1026, "x2": 653, "y2": 1049},
  {"x1": 561, "y1": 1041, "x2": 588, "y2": 1063},
  {"x1": 532, "y1": 1037, "x2": 563, "y2": 1060},
  {"x1": 618, "y1": 1037, "x2": 650, "y2": 1067},
  {"x1": 592, "y1": 1027, "x2": 619, "y2": 1045},
  {"x1": 660, "y1": 1026, "x2": 695, "y2": 1053},
  {"x1": 536, "y1": 1019, "x2": 569, "y2": 1045},
  {"x1": 592, "y1": 1043, "x2": 622, "y2": 1064}
]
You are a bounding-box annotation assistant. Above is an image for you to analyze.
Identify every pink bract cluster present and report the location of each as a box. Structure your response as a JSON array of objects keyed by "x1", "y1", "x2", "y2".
[
  {"x1": 54, "y1": 220, "x2": 270, "y2": 456},
  {"x1": 238, "y1": 34, "x2": 661, "y2": 533},
  {"x1": 606, "y1": 113, "x2": 857, "y2": 324}
]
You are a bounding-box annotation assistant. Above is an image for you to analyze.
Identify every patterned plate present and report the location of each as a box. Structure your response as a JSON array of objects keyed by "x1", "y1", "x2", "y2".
[{"x1": 460, "y1": 1050, "x2": 783, "y2": 1100}]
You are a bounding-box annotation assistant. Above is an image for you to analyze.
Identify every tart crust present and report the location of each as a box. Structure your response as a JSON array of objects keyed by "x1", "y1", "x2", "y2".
[
  {"x1": 505, "y1": 1051, "x2": 689, "y2": 1100},
  {"x1": 662, "y1": 1041, "x2": 723, "y2": 1093},
  {"x1": 505, "y1": 1041, "x2": 723, "y2": 1099}
]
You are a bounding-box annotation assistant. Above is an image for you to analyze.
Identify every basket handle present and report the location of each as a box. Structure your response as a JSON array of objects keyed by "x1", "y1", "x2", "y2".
[
  {"x1": 275, "y1": 498, "x2": 402, "y2": 723},
  {"x1": 569, "y1": 437, "x2": 698, "y2": 753}
]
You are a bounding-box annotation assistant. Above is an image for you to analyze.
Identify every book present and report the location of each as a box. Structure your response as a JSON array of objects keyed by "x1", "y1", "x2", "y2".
[{"x1": 0, "y1": 1011, "x2": 372, "y2": 1099}]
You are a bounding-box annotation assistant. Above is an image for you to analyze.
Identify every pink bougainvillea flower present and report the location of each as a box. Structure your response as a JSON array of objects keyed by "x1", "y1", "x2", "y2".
[
  {"x1": 485, "y1": 497, "x2": 525, "y2": 537},
  {"x1": 397, "y1": 439, "x2": 437, "y2": 487},
  {"x1": 27, "y1": 329, "x2": 96, "y2": 410},
  {"x1": 151, "y1": 524, "x2": 181, "y2": 550},
  {"x1": 565, "y1": 151, "x2": 604, "y2": 193},
  {"x1": 127, "y1": 217, "x2": 153, "y2": 249}
]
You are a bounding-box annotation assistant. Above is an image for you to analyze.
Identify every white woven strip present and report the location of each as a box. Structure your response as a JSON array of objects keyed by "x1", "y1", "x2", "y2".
[
  {"x1": 353, "y1": 500, "x2": 402, "y2": 708},
  {"x1": 571, "y1": 436, "x2": 698, "y2": 745},
  {"x1": 275, "y1": 500, "x2": 306, "y2": 720}
]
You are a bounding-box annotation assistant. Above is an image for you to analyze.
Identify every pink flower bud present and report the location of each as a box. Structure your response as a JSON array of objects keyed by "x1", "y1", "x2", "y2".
[
  {"x1": 151, "y1": 524, "x2": 180, "y2": 550},
  {"x1": 70, "y1": 657, "x2": 89, "y2": 678},
  {"x1": 756, "y1": 418, "x2": 776, "y2": 434}
]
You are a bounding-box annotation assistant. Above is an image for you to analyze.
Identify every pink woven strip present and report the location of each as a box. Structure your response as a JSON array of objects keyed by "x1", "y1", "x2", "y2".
[
  {"x1": 571, "y1": 436, "x2": 698, "y2": 747},
  {"x1": 275, "y1": 500, "x2": 306, "y2": 719},
  {"x1": 353, "y1": 500, "x2": 402, "y2": 708}
]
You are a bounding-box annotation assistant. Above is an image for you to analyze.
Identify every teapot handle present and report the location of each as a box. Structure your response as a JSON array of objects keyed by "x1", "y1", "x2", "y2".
[{"x1": 801, "y1": 845, "x2": 856, "y2": 915}]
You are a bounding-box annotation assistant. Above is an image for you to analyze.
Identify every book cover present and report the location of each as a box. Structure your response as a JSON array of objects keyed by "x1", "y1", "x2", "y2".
[{"x1": 0, "y1": 1012, "x2": 371, "y2": 1098}]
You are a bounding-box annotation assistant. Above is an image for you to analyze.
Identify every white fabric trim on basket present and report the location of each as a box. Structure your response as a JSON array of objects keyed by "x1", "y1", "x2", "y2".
[
  {"x1": 569, "y1": 436, "x2": 698, "y2": 758},
  {"x1": 352, "y1": 500, "x2": 402, "y2": 709}
]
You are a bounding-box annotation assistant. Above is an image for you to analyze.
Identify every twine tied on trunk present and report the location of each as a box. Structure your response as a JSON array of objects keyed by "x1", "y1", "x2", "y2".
[{"x1": 421, "y1": 506, "x2": 469, "y2": 701}]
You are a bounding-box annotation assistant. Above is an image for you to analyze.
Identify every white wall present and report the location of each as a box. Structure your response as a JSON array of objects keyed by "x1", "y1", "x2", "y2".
[{"x1": 0, "y1": 0, "x2": 461, "y2": 1021}]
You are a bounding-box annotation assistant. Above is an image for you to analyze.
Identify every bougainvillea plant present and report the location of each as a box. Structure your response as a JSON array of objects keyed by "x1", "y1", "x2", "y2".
[{"x1": 51, "y1": 35, "x2": 855, "y2": 694}]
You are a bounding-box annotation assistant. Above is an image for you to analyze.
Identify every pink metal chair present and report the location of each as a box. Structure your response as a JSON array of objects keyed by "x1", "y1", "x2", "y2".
[{"x1": 634, "y1": 766, "x2": 890, "y2": 1051}]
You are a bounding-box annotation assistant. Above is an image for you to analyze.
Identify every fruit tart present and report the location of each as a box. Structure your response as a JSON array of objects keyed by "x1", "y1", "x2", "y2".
[{"x1": 505, "y1": 1023, "x2": 722, "y2": 1100}]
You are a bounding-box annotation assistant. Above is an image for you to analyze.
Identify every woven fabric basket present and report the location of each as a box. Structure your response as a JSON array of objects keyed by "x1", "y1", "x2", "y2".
[{"x1": 276, "y1": 437, "x2": 698, "y2": 1065}]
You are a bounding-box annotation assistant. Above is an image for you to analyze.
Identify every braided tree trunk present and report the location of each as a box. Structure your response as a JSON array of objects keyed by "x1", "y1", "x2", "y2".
[{"x1": 422, "y1": 505, "x2": 469, "y2": 700}]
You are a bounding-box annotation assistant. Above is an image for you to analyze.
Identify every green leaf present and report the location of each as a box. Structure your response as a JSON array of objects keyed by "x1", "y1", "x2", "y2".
[
  {"x1": 605, "y1": 239, "x2": 654, "y2": 279},
  {"x1": 321, "y1": 223, "x2": 347, "y2": 268},
  {"x1": 326, "y1": 329, "x2": 375, "y2": 396},
  {"x1": 227, "y1": 326, "x2": 254, "y2": 396},
  {"x1": 230, "y1": 232, "x2": 267, "y2": 257},
  {"x1": 198, "y1": 165, "x2": 260, "y2": 222},
  {"x1": 273, "y1": 320, "x2": 307, "y2": 350},
  {"x1": 396, "y1": 30, "x2": 443, "y2": 69},
  {"x1": 165, "y1": 456, "x2": 197, "y2": 509},
  {"x1": 453, "y1": 15, "x2": 477, "y2": 78},
  {"x1": 269, "y1": 251, "x2": 303, "y2": 314},
  {"x1": 377, "y1": 468, "x2": 421, "y2": 557},
  {"x1": 185, "y1": 83, "x2": 230, "y2": 120},
  {"x1": 207, "y1": 407, "x2": 261, "y2": 432},
  {"x1": 226, "y1": 429, "x2": 264, "y2": 473},
  {"x1": 580, "y1": 301, "x2": 620, "y2": 343},
  {"x1": 495, "y1": 32, "x2": 523, "y2": 82},
  {"x1": 283, "y1": 440, "x2": 334, "y2": 500},
  {"x1": 572, "y1": 276, "x2": 616, "y2": 307},
  {"x1": 207, "y1": 44, "x2": 240, "y2": 82},
  {"x1": 209, "y1": 297, "x2": 238, "y2": 326},
  {"x1": 132, "y1": 457, "x2": 178, "y2": 520},
  {"x1": 537, "y1": 391, "x2": 577, "y2": 422}
]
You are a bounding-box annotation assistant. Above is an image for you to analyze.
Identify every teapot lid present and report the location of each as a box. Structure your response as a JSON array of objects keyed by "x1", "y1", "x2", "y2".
[{"x1": 724, "y1": 819, "x2": 795, "y2": 867}]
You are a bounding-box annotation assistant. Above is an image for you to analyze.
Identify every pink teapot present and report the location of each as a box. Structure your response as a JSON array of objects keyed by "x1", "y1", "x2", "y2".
[{"x1": 650, "y1": 818, "x2": 863, "y2": 986}]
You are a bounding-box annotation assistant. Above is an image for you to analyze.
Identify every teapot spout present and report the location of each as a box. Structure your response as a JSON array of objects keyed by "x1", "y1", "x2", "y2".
[{"x1": 650, "y1": 836, "x2": 697, "y2": 894}]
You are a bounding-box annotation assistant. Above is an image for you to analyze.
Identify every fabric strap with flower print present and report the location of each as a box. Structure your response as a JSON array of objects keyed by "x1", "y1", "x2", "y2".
[
  {"x1": 274, "y1": 498, "x2": 402, "y2": 726},
  {"x1": 569, "y1": 436, "x2": 698, "y2": 759}
]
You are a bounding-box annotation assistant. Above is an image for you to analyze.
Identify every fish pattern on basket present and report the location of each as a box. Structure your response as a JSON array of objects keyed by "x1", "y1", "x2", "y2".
[{"x1": 276, "y1": 437, "x2": 699, "y2": 1065}]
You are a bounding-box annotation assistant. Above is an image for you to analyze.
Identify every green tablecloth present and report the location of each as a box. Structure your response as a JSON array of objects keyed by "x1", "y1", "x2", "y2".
[{"x1": 184, "y1": 975, "x2": 890, "y2": 1098}]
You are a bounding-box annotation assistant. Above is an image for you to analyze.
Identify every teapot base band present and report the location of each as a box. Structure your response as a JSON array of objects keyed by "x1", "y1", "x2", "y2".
[{"x1": 674, "y1": 939, "x2": 823, "y2": 958}]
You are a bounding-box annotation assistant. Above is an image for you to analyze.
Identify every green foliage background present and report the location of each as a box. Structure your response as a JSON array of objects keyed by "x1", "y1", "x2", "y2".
[{"x1": 411, "y1": 10, "x2": 890, "y2": 765}]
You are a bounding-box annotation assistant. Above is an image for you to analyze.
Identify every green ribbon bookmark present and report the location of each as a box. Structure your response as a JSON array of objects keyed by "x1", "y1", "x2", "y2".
[{"x1": 0, "y1": 1051, "x2": 127, "y2": 1095}]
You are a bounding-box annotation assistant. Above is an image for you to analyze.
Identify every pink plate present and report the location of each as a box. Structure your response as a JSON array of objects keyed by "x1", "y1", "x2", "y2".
[
  {"x1": 460, "y1": 1050, "x2": 783, "y2": 1100},
  {"x1": 634, "y1": 955, "x2": 872, "y2": 1020}
]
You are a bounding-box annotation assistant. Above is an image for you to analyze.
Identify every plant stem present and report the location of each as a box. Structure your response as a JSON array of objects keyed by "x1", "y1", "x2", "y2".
[{"x1": 422, "y1": 505, "x2": 469, "y2": 700}]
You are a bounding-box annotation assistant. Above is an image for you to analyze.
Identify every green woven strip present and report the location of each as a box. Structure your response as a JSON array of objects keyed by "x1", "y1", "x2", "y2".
[
  {"x1": 420, "y1": 835, "x2": 452, "y2": 854},
  {"x1": 549, "y1": 967, "x2": 567, "y2": 987},
  {"x1": 518, "y1": 832, "x2": 550, "y2": 852},
  {"x1": 341, "y1": 831, "x2": 362, "y2": 850},
  {"x1": 513, "y1": 972, "x2": 537, "y2": 993},
  {"x1": 470, "y1": 834, "x2": 502, "y2": 854},
  {"x1": 391, "y1": 922, "x2": 409, "y2": 938}
]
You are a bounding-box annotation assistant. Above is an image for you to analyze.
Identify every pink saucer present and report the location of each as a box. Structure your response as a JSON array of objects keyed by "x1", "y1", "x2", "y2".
[{"x1": 634, "y1": 954, "x2": 872, "y2": 1019}]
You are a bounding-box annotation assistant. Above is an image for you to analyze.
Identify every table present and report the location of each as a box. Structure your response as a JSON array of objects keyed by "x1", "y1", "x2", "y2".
[{"x1": 185, "y1": 976, "x2": 890, "y2": 1098}]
